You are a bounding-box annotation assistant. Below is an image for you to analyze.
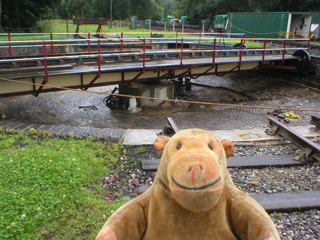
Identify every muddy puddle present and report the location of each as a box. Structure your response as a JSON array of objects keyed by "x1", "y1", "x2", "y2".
[{"x1": 0, "y1": 73, "x2": 317, "y2": 130}]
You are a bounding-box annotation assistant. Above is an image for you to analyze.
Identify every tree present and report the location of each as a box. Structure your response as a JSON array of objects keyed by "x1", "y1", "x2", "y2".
[
  {"x1": 1, "y1": 0, "x2": 57, "y2": 32},
  {"x1": 248, "y1": 0, "x2": 279, "y2": 12},
  {"x1": 0, "y1": 0, "x2": 3, "y2": 32}
]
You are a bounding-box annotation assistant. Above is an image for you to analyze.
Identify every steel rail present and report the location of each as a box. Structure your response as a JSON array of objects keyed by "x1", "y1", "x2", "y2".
[
  {"x1": 268, "y1": 117, "x2": 320, "y2": 161},
  {"x1": 0, "y1": 47, "x2": 305, "y2": 65},
  {"x1": 0, "y1": 37, "x2": 309, "y2": 45}
]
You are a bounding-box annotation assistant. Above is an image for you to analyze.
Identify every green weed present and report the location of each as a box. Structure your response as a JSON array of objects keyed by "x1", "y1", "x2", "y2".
[{"x1": 134, "y1": 146, "x2": 148, "y2": 155}]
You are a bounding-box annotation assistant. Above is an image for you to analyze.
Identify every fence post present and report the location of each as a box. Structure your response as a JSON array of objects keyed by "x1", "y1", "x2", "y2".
[{"x1": 150, "y1": 32, "x2": 152, "y2": 50}]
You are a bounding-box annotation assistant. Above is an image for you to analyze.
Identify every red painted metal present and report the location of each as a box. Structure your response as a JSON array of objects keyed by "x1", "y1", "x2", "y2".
[
  {"x1": 50, "y1": 33, "x2": 54, "y2": 54},
  {"x1": 120, "y1": 32, "x2": 124, "y2": 52},
  {"x1": 282, "y1": 40, "x2": 287, "y2": 62},
  {"x1": 97, "y1": 39, "x2": 101, "y2": 76},
  {"x1": 238, "y1": 39, "x2": 243, "y2": 70},
  {"x1": 262, "y1": 39, "x2": 267, "y2": 64},
  {"x1": 88, "y1": 32, "x2": 91, "y2": 53},
  {"x1": 176, "y1": 32, "x2": 178, "y2": 49},
  {"x1": 8, "y1": 33, "x2": 12, "y2": 57},
  {"x1": 143, "y1": 38, "x2": 146, "y2": 70},
  {"x1": 83, "y1": 40, "x2": 101, "y2": 91},
  {"x1": 180, "y1": 38, "x2": 184, "y2": 66},
  {"x1": 32, "y1": 41, "x2": 49, "y2": 97},
  {"x1": 43, "y1": 41, "x2": 49, "y2": 83},
  {"x1": 212, "y1": 39, "x2": 216, "y2": 66}
]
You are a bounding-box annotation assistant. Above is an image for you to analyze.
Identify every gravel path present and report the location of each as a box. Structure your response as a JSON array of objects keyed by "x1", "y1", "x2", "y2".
[{"x1": 102, "y1": 143, "x2": 320, "y2": 240}]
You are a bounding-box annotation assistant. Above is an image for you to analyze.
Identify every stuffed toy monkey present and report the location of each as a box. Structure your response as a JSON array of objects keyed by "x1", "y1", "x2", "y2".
[{"x1": 96, "y1": 128, "x2": 280, "y2": 240}]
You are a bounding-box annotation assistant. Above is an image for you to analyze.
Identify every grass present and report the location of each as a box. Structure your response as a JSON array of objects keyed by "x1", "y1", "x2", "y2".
[
  {"x1": 0, "y1": 127, "x2": 127, "y2": 239},
  {"x1": 0, "y1": 19, "x2": 200, "y2": 41},
  {"x1": 0, "y1": 19, "x2": 270, "y2": 48}
]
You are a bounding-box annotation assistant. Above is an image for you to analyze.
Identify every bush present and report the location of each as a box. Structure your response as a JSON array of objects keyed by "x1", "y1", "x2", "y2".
[{"x1": 35, "y1": 20, "x2": 54, "y2": 33}]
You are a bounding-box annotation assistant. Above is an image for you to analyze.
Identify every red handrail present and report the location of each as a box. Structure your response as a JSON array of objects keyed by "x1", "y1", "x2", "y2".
[
  {"x1": 120, "y1": 32, "x2": 124, "y2": 52},
  {"x1": 8, "y1": 33, "x2": 12, "y2": 57},
  {"x1": 238, "y1": 39, "x2": 243, "y2": 69},
  {"x1": 262, "y1": 39, "x2": 267, "y2": 64},
  {"x1": 97, "y1": 39, "x2": 101, "y2": 76},
  {"x1": 282, "y1": 40, "x2": 287, "y2": 62},
  {"x1": 143, "y1": 38, "x2": 146, "y2": 70},
  {"x1": 212, "y1": 39, "x2": 216, "y2": 66},
  {"x1": 175, "y1": 32, "x2": 178, "y2": 49},
  {"x1": 50, "y1": 33, "x2": 54, "y2": 54},
  {"x1": 43, "y1": 41, "x2": 48, "y2": 83},
  {"x1": 180, "y1": 38, "x2": 184, "y2": 66},
  {"x1": 88, "y1": 32, "x2": 91, "y2": 53}
]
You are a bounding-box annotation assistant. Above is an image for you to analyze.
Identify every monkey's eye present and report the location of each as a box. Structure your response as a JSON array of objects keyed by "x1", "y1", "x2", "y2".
[
  {"x1": 177, "y1": 143, "x2": 182, "y2": 150},
  {"x1": 208, "y1": 144, "x2": 214, "y2": 150}
]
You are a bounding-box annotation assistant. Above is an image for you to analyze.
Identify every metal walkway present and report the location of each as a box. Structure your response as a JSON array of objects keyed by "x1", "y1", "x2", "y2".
[{"x1": 0, "y1": 37, "x2": 310, "y2": 98}]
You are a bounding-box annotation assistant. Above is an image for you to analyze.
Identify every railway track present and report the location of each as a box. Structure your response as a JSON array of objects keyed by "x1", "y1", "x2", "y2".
[{"x1": 140, "y1": 117, "x2": 320, "y2": 212}]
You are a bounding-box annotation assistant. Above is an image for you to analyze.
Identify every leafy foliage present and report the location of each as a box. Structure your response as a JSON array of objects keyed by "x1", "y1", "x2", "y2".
[
  {"x1": 1, "y1": 0, "x2": 320, "y2": 31},
  {"x1": 1, "y1": 0, "x2": 57, "y2": 31}
]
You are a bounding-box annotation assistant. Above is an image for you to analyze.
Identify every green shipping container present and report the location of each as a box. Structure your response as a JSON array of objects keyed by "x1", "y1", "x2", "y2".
[
  {"x1": 227, "y1": 12, "x2": 313, "y2": 39},
  {"x1": 227, "y1": 12, "x2": 290, "y2": 38}
]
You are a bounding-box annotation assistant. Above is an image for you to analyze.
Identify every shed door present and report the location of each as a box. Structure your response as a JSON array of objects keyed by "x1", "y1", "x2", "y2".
[{"x1": 290, "y1": 14, "x2": 312, "y2": 38}]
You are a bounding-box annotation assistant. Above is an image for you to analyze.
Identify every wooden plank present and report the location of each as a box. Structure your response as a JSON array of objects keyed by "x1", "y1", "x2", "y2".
[
  {"x1": 227, "y1": 155, "x2": 305, "y2": 168},
  {"x1": 141, "y1": 155, "x2": 306, "y2": 171},
  {"x1": 252, "y1": 191, "x2": 320, "y2": 212}
]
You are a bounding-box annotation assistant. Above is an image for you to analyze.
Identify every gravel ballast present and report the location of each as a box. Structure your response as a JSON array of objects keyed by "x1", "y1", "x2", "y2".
[{"x1": 102, "y1": 143, "x2": 320, "y2": 240}]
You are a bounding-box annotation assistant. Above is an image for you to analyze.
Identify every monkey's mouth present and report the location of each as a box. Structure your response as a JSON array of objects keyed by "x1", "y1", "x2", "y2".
[{"x1": 171, "y1": 176, "x2": 221, "y2": 191}]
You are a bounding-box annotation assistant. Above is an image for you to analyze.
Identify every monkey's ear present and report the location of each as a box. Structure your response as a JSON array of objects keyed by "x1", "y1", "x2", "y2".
[
  {"x1": 221, "y1": 139, "x2": 234, "y2": 158},
  {"x1": 153, "y1": 136, "x2": 171, "y2": 155}
]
